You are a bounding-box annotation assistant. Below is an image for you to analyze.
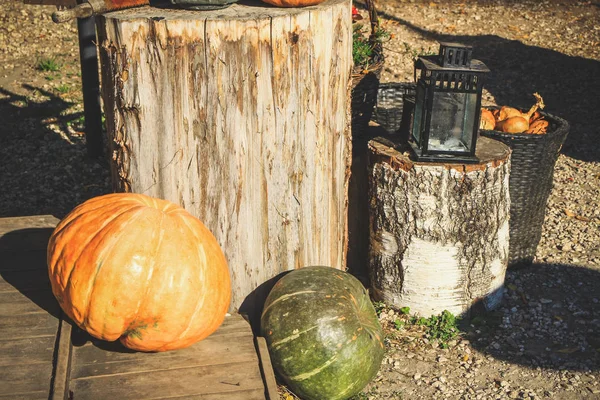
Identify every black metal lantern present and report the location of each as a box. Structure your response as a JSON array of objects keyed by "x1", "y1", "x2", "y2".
[{"x1": 409, "y1": 42, "x2": 489, "y2": 163}]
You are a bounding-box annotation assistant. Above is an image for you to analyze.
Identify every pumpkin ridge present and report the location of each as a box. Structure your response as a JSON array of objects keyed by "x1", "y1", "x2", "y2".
[
  {"x1": 287, "y1": 353, "x2": 338, "y2": 382},
  {"x1": 270, "y1": 315, "x2": 341, "y2": 349},
  {"x1": 173, "y1": 215, "x2": 212, "y2": 341},
  {"x1": 82, "y1": 208, "x2": 147, "y2": 330},
  {"x1": 52, "y1": 203, "x2": 144, "y2": 304},
  {"x1": 52, "y1": 196, "x2": 140, "y2": 237},
  {"x1": 124, "y1": 211, "x2": 165, "y2": 337},
  {"x1": 50, "y1": 201, "x2": 142, "y2": 259},
  {"x1": 337, "y1": 377, "x2": 363, "y2": 399},
  {"x1": 260, "y1": 290, "x2": 319, "y2": 317}
]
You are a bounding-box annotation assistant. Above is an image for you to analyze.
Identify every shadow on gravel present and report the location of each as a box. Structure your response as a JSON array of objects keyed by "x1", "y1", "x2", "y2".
[
  {"x1": 463, "y1": 263, "x2": 600, "y2": 372},
  {"x1": 378, "y1": 12, "x2": 600, "y2": 163},
  {"x1": 0, "y1": 86, "x2": 110, "y2": 218}
]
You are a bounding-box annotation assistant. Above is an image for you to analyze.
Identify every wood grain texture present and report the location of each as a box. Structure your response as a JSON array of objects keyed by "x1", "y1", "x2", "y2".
[
  {"x1": 0, "y1": 336, "x2": 56, "y2": 366},
  {"x1": 0, "y1": 215, "x2": 58, "y2": 252},
  {"x1": 254, "y1": 337, "x2": 279, "y2": 400},
  {"x1": 71, "y1": 332, "x2": 258, "y2": 378},
  {"x1": 0, "y1": 364, "x2": 54, "y2": 397},
  {"x1": 70, "y1": 314, "x2": 274, "y2": 399},
  {"x1": 97, "y1": 0, "x2": 353, "y2": 310},
  {"x1": 50, "y1": 318, "x2": 73, "y2": 400},
  {"x1": 368, "y1": 137, "x2": 511, "y2": 317},
  {"x1": 0, "y1": 217, "x2": 61, "y2": 399}
]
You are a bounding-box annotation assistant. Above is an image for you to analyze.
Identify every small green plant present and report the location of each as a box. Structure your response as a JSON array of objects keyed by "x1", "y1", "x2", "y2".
[
  {"x1": 353, "y1": 24, "x2": 389, "y2": 69},
  {"x1": 393, "y1": 319, "x2": 405, "y2": 330},
  {"x1": 402, "y1": 42, "x2": 436, "y2": 61},
  {"x1": 372, "y1": 300, "x2": 386, "y2": 316},
  {"x1": 37, "y1": 57, "x2": 61, "y2": 72},
  {"x1": 411, "y1": 310, "x2": 459, "y2": 349},
  {"x1": 56, "y1": 84, "x2": 70, "y2": 94},
  {"x1": 399, "y1": 306, "x2": 410, "y2": 315}
]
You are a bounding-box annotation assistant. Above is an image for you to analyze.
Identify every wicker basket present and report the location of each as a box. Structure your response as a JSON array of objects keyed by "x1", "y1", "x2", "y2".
[
  {"x1": 372, "y1": 82, "x2": 415, "y2": 135},
  {"x1": 351, "y1": 0, "x2": 384, "y2": 137},
  {"x1": 481, "y1": 111, "x2": 569, "y2": 267}
]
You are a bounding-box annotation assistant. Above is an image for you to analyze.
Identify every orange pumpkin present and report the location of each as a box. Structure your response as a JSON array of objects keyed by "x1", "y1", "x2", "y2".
[
  {"x1": 47, "y1": 193, "x2": 231, "y2": 352},
  {"x1": 260, "y1": 0, "x2": 325, "y2": 7}
]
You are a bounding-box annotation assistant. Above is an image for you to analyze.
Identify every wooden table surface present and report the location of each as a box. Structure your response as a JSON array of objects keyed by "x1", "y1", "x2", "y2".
[{"x1": 0, "y1": 216, "x2": 278, "y2": 400}]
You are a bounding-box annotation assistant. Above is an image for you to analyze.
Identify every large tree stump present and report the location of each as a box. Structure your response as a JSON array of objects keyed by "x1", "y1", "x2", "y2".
[
  {"x1": 96, "y1": 0, "x2": 352, "y2": 310},
  {"x1": 368, "y1": 137, "x2": 511, "y2": 317}
]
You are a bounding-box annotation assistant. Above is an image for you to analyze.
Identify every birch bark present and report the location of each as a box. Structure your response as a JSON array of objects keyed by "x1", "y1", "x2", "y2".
[{"x1": 368, "y1": 137, "x2": 511, "y2": 317}]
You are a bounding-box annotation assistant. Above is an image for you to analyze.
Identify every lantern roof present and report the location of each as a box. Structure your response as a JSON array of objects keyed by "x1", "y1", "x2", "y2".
[{"x1": 415, "y1": 56, "x2": 490, "y2": 73}]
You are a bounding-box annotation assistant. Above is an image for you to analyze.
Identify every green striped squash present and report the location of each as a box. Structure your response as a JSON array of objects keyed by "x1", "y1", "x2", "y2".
[{"x1": 260, "y1": 266, "x2": 384, "y2": 400}]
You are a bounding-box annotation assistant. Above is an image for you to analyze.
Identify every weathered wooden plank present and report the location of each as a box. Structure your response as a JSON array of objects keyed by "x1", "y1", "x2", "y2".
[
  {"x1": 0, "y1": 312, "x2": 59, "y2": 340},
  {"x1": 0, "y1": 289, "x2": 58, "y2": 316},
  {"x1": 0, "y1": 216, "x2": 58, "y2": 252},
  {"x1": 70, "y1": 361, "x2": 265, "y2": 399},
  {"x1": 0, "y1": 335, "x2": 56, "y2": 366},
  {"x1": 71, "y1": 331, "x2": 259, "y2": 378},
  {"x1": 255, "y1": 337, "x2": 279, "y2": 400},
  {"x1": 51, "y1": 317, "x2": 73, "y2": 400},
  {"x1": 150, "y1": 388, "x2": 267, "y2": 400},
  {"x1": 0, "y1": 363, "x2": 54, "y2": 395},
  {"x1": 0, "y1": 390, "x2": 49, "y2": 400}
]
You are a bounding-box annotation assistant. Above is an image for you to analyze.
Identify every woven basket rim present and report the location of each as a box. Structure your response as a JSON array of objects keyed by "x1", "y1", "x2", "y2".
[
  {"x1": 480, "y1": 109, "x2": 569, "y2": 141},
  {"x1": 352, "y1": 59, "x2": 384, "y2": 79}
]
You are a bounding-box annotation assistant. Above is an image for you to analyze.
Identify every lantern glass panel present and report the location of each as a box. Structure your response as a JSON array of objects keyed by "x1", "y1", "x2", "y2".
[
  {"x1": 427, "y1": 91, "x2": 478, "y2": 153},
  {"x1": 411, "y1": 83, "x2": 426, "y2": 146}
]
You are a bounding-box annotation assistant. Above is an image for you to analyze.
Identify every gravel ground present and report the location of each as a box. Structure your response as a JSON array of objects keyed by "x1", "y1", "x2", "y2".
[{"x1": 1, "y1": 0, "x2": 599, "y2": 399}]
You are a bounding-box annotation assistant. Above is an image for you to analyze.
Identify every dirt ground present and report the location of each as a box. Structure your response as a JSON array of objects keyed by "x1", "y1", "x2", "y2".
[{"x1": 1, "y1": 0, "x2": 599, "y2": 399}]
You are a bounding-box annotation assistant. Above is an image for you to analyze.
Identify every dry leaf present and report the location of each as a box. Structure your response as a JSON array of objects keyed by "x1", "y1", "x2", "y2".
[
  {"x1": 574, "y1": 215, "x2": 591, "y2": 222},
  {"x1": 564, "y1": 209, "x2": 576, "y2": 217}
]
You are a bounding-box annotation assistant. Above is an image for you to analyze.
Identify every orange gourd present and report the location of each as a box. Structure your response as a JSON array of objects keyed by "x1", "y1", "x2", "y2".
[
  {"x1": 479, "y1": 108, "x2": 496, "y2": 130},
  {"x1": 47, "y1": 193, "x2": 231, "y2": 352},
  {"x1": 260, "y1": 0, "x2": 325, "y2": 7}
]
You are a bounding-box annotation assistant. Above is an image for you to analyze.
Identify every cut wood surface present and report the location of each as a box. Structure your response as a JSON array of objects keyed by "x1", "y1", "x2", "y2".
[
  {"x1": 97, "y1": 0, "x2": 353, "y2": 311},
  {"x1": 368, "y1": 137, "x2": 511, "y2": 317}
]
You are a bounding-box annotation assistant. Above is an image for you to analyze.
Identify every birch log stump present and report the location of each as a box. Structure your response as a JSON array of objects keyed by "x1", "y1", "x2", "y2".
[
  {"x1": 368, "y1": 137, "x2": 511, "y2": 317},
  {"x1": 96, "y1": 0, "x2": 353, "y2": 311}
]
